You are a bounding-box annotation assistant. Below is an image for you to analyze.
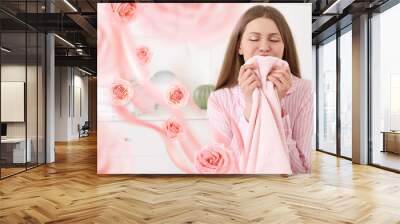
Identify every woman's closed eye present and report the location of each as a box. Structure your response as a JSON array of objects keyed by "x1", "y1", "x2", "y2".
[
  {"x1": 269, "y1": 37, "x2": 281, "y2": 42},
  {"x1": 248, "y1": 36, "x2": 281, "y2": 42}
]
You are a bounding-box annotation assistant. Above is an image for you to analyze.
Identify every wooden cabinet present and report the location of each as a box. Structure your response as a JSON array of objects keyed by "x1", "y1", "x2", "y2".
[{"x1": 382, "y1": 131, "x2": 400, "y2": 154}]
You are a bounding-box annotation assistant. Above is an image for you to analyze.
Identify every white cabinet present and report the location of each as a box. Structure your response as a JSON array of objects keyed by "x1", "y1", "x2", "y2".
[{"x1": 1, "y1": 138, "x2": 32, "y2": 163}]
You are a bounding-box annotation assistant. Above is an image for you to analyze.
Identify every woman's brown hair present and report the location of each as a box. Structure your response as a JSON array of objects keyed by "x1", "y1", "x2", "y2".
[{"x1": 215, "y1": 5, "x2": 301, "y2": 90}]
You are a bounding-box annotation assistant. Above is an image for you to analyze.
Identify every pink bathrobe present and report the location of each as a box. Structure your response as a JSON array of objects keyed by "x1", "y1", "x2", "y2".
[{"x1": 208, "y1": 56, "x2": 314, "y2": 174}]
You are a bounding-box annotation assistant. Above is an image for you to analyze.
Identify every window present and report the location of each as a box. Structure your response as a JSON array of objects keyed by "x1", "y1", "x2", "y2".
[
  {"x1": 0, "y1": 1, "x2": 47, "y2": 179},
  {"x1": 317, "y1": 36, "x2": 337, "y2": 154},
  {"x1": 371, "y1": 2, "x2": 400, "y2": 171},
  {"x1": 339, "y1": 28, "x2": 352, "y2": 158}
]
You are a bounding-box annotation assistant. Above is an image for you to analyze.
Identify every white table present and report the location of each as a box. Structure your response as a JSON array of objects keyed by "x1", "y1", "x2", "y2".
[{"x1": 1, "y1": 138, "x2": 32, "y2": 163}]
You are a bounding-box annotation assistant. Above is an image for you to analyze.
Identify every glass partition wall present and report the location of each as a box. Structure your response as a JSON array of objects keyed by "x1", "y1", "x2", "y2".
[
  {"x1": 370, "y1": 2, "x2": 400, "y2": 172},
  {"x1": 339, "y1": 26, "x2": 352, "y2": 159},
  {"x1": 317, "y1": 35, "x2": 337, "y2": 155},
  {"x1": 316, "y1": 0, "x2": 400, "y2": 173},
  {"x1": 0, "y1": 1, "x2": 46, "y2": 179},
  {"x1": 316, "y1": 26, "x2": 353, "y2": 159}
]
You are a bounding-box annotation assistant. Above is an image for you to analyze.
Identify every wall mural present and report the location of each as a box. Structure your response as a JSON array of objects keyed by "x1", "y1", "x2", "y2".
[{"x1": 97, "y1": 3, "x2": 311, "y2": 174}]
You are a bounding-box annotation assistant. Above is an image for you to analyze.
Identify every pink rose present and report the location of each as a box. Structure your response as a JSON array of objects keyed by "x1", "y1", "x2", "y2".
[
  {"x1": 163, "y1": 117, "x2": 183, "y2": 138},
  {"x1": 195, "y1": 144, "x2": 235, "y2": 174},
  {"x1": 111, "y1": 79, "x2": 133, "y2": 105},
  {"x1": 166, "y1": 84, "x2": 189, "y2": 108},
  {"x1": 136, "y1": 46, "x2": 152, "y2": 64},
  {"x1": 111, "y1": 3, "x2": 137, "y2": 20}
]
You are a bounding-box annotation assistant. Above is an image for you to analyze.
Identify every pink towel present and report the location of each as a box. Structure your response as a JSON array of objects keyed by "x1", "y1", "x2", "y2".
[{"x1": 240, "y1": 56, "x2": 292, "y2": 174}]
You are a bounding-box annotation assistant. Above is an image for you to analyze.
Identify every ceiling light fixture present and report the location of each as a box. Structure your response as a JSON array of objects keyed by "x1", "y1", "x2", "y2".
[
  {"x1": 63, "y1": 0, "x2": 78, "y2": 12},
  {"x1": 323, "y1": 0, "x2": 355, "y2": 15},
  {"x1": 78, "y1": 67, "x2": 93, "y2": 76},
  {"x1": 1, "y1": 47, "x2": 11, "y2": 53},
  {"x1": 54, "y1": 34, "x2": 75, "y2": 48}
]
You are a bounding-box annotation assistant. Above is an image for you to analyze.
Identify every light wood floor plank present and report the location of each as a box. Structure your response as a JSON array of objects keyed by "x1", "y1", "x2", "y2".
[{"x1": 0, "y1": 135, "x2": 400, "y2": 223}]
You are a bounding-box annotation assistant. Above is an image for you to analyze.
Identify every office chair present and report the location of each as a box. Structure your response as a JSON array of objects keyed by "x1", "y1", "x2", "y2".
[{"x1": 79, "y1": 121, "x2": 90, "y2": 138}]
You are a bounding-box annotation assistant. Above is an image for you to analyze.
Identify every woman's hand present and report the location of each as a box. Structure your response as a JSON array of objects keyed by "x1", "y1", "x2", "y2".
[
  {"x1": 238, "y1": 63, "x2": 260, "y2": 121},
  {"x1": 267, "y1": 67, "x2": 293, "y2": 101}
]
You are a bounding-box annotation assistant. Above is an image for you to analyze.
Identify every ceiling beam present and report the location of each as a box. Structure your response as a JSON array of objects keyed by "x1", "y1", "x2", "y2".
[
  {"x1": 55, "y1": 55, "x2": 96, "y2": 71},
  {"x1": 66, "y1": 13, "x2": 96, "y2": 45}
]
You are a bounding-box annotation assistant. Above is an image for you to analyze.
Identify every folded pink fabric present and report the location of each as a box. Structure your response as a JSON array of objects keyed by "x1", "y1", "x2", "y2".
[
  {"x1": 239, "y1": 56, "x2": 292, "y2": 174},
  {"x1": 208, "y1": 57, "x2": 314, "y2": 174}
]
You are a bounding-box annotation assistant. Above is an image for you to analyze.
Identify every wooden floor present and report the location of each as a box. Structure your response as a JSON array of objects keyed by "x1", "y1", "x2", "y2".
[
  {"x1": 0, "y1": 167, "x2": 26, "y2": 178},
  {"x1": 1, "y1": 135, "x2": 400, "y2": 223},
  {"x1": 1, "y1": 163, "x2": 43, "y2": 178},
  {"x1": 372, "y1": 150, "x2": 400, "y2": 171}
]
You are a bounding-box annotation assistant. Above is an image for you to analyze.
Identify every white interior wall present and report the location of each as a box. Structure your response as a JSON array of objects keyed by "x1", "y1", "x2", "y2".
[
  {"x1": 55, "y1": 66, "x2": 69, "y2": 141},
  {"x1": 55, "y1": 67, "x2": 89, "y2": 141},
  {"x1": 71, "y1": 72, "x2": 89, "y2": 138},
  {"x1": 1, "y1": 65, "x2": 31, "y2": 138}
]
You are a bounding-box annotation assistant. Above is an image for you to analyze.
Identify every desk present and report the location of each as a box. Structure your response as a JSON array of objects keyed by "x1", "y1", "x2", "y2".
[
  {"x1": 381, "y1": 131, "x2": 400, "y2": 154},
  {"x1": 1, "y1": 138, "x2": 31, "y2": 163}
]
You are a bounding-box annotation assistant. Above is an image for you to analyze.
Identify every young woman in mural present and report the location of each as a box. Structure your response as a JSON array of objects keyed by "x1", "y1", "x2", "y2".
[{"x1": 207, "y1": 5, "x2": 314, "y2": 174}]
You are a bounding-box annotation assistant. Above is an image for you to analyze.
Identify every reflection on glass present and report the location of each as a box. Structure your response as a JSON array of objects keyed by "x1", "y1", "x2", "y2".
[
  {"x1": 371, "y1": 3, "x2": 400, "y2": 171},
  {"x1": 318, "y1": 37, "x2": 337, "y2": 154},
  {"x1": 38, "y1": 33, "x2": 46, "y2": 165},
  {"x1": 27, "y1": 31, "x2": 38, "y2": 169},
  {"x1": 340, "y1": 29, "x2": 352, "y2": 158},
  {"x1": 0, "y1": 0, "x2": 47, "y2": 179},
  {"x1": 1, "y1": 31, "x2": 27, "y2": 177},
  {"x1": 390, "y1": 74, "x2": 400, "y2": 130}
]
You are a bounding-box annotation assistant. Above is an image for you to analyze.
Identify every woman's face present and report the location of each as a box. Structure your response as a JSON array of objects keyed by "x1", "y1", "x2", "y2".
[{"x1": 239, "y1": 17, "x2": 284, "y2": 61}]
